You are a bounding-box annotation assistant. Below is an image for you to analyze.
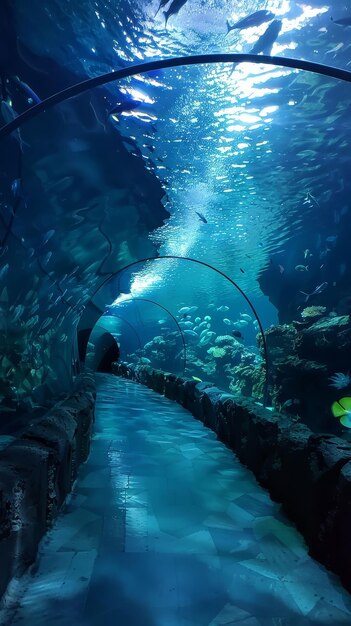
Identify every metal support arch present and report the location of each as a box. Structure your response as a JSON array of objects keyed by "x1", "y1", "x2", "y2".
[
  {"x1": 0, "y1": 55, "x2": 351, "y2": 139},
  {"x1": 85, "y1": 256, "x2": 270, "y2": 406},
  {"x1": 110, "y1": 296, "x2": 187, "y2": 374}
]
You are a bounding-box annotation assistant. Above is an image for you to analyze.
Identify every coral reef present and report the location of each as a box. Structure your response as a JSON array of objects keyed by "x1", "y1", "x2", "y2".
[
  {"x1": 257, "y1": 314, "x2": 351, "y2": 432},
  {"x1": 123, "y1": 307, "x2": 351, "y2": 431},
  {"x1": 214, "y1": 335, "x2": 238, "y2": 346},
  {"x1": 133, "y1": 333, "x2": 178, "y2": 370},
  {"x1": 207, "y1": 346, "x2": 226, "y2": 358},
  {"x1": 126, "y1": 325, "x2": 262, "y2": 400},
  {"x1": 301, "y1": 305, "x2": 327, "y2": 319},
  {"x1": 329, "y1": 372, "x2": 351, "y2": 390}
]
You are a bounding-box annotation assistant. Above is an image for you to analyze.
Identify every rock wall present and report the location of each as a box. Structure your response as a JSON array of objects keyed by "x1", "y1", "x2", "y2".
[
  {"x1": 258, "y1": 314, "x2": 351, "y2": 433},
  {"x1": 0, "y1": 372, "x2": 96, "y2": 602},
  {"x1": 112, "y1": 362, "x2": 351, "y2": 593}
]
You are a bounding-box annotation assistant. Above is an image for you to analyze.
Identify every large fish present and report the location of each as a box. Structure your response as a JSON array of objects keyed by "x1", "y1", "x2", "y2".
[
  {"x1": 164, "y1": 0, "x2": 187, "y2": 27},
  {"x1": 226, "y1": 10, "x2": 275, "y2": 35},
  {"x1": 155, "y1": 0, "x2": 170, "y2": 17},
  {"x1": 331, "y1": 16, "x2": 351, "y2": 27},
  {"x1": 250, "y1": 19, "x2": 282, "y2": 55}
]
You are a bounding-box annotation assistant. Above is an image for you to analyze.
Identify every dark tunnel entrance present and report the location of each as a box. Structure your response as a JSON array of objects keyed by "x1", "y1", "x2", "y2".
[
  {"x1": 77, "y1": 328, "x2": 93, "y2": 364},
  {"x1": 90, "y1": 330, "x2": 120, "y2": 373}
]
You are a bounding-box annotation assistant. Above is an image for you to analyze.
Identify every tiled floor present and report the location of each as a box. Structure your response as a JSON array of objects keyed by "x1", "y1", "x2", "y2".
[{"x1": 3, "y1": 373, "x2": 351, "y2": 625}]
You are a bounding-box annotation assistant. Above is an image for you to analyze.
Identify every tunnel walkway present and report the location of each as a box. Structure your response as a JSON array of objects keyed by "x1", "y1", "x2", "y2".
[{"x1": 3, "y1": 374, "x2": 351, "y2": 625}]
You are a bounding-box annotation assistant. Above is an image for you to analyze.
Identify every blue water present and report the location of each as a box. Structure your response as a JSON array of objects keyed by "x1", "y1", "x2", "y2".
[
  {"x1": 1, "y1": 0, "x2": 351, "y2": 418},
  {"x1": 0, "y1": 0, "x2": 350, "y2": 411},
  {"x1": 1, "y1": 3, "x2": 351, "y2": 612},
  {"x1": 2, "y1": 374, "x2": 351, "y2": 625}
]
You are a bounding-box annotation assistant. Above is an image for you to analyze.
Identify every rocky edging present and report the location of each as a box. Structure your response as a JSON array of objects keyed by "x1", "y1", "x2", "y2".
[
  {"x1": 112, "y1": 362, "x2": 351, "y2": 593},
  {"x1": 0, "y1": 372, "x2": 96, "y2": 602}
]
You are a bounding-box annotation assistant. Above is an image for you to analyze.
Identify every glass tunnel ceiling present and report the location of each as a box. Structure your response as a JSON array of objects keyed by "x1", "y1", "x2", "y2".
[
  {"x1": 1, "y1": 0, "x2": 351, "y2": 423},
  {"x1": 3, "y1": 67, "x2": 350, "y2": 400}
]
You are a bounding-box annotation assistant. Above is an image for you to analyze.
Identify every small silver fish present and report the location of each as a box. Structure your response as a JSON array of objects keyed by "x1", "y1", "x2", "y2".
[
  {"x1": 42, "y1": 251, "x2": 52, "y2": 265},
  {"x1": 199, "y1": 335, "x2": 212, "y2": 346},
  {"x1": 42, "y1": 230, "x2": 55, "y2": 246},
  {"x1": 198, "y1": 321, "x2": 208, "y2": 329},
  {"x1": 184, "y1": 329, "x2": 198, "y2": 337},
  {"x1": 12, "y1": 305, "x2": 25, "y2": 323},
  {"x1": 41, "y1": 318, "x2": 53, "y2": 330},
  {"x1": 295, "y1": 265, "x2": 309, "y2": 272},
  {"x1": 240, "y1": 313, "x2": 252, "y2": 322},
  {"x1": 0, "y1": 264, "x2": 9, "y2": 281},
  {"x1": 11, "y1": 178, "x2": 21, "y2": 197}
]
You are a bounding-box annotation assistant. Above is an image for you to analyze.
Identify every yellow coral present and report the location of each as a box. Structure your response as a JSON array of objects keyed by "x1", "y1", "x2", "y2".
[
  {"x1": 207, "y1": 346, "x2": 226, "y2": 358},
  {"x1": 301, "y1": 306, "x2": 326, "y2": 319}
]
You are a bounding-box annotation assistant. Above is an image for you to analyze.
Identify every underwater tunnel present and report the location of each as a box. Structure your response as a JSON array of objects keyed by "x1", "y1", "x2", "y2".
[{"x1": 1, "y1": 0, "x2": 351, "y2": 622}]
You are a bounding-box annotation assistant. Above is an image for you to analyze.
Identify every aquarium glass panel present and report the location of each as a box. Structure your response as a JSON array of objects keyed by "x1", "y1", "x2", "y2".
[{"x1": 1, "y1": 33, "x2": 351, "y2": 436}]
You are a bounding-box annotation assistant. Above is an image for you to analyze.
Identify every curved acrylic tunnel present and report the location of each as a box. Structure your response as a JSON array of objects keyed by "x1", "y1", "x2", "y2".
[
  {"x1": 0, "y1": 75, "x2": 169, "y2": 413},
  {"x1": 85, "y1": 316, "x2": 142, "y2": 371},
  {"x1": 87, "y1": 258, "x2": 268, "y2": 400},
  {"x1": 80, "y1": 297, "x2": 186, "y2": 373},
  {"x1": 86, "y1": 326, "x2": 120, "y2": 373},
  {"x1": 101, "y1": 297, "x2": 187, "y2": 373},
  {"x1": 1, "y1": 57, "x2": 351, "y2": 436}
]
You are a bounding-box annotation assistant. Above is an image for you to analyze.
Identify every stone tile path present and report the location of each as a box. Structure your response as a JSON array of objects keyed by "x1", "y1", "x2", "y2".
[{"x1": 2, "y1": 374, "x2": 351, "y2": 625}]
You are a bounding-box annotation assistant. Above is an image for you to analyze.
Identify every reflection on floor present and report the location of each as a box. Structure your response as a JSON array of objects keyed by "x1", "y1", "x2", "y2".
[{"x1": 4, "y1": 373, "x2": 351, "y2": 625}]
